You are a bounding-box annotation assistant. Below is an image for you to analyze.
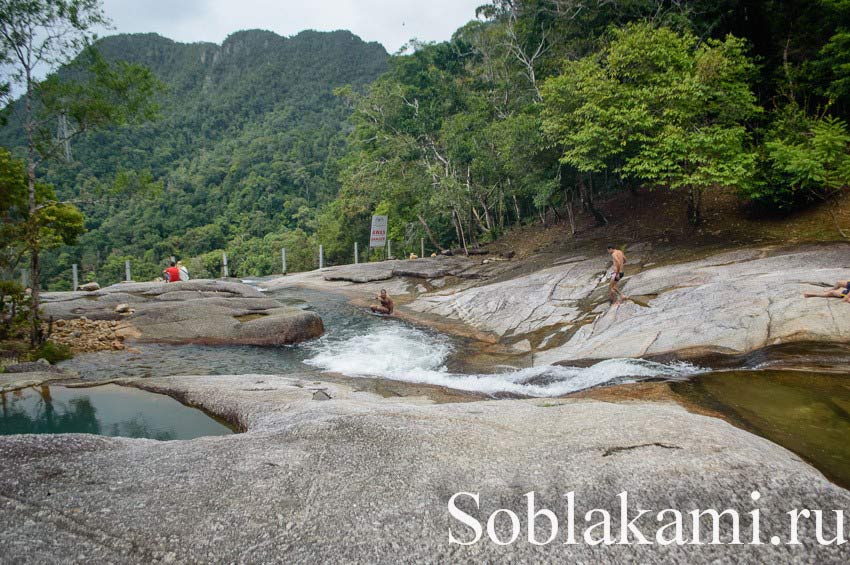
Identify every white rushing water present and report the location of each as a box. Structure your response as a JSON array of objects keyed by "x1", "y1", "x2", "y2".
[{"x1": 303, "y1": 324, "x2": 703, "y2": 397}]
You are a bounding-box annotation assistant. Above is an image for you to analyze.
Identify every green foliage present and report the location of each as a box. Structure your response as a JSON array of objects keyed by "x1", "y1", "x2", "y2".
[
  {"x1": 542, "y1": 23, "x2": 760, "y2": 223},
  {"x1": 0, "y1": 147, "x2": 85, "y2": 275},
  {"x1": 27, "y1": 340, "x2": 73, "y2": 363},
  {"x1": 755, "y1": 108, "x2": 850, "y2": 205},
  {"x1": 1, "y1": 29, "x2": 388, "y2": 285},
  {"x1": 0, "y1": 280, "x2": 29, "y2": 339},
  {"x1": 6, "y1": 0, "x2": 850, "y2": 275}
]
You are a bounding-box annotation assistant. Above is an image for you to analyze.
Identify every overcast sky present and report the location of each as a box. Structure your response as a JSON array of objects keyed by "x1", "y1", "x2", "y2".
[{"x1": 100, "y1": 0, "x2": 484, "y2": 54}]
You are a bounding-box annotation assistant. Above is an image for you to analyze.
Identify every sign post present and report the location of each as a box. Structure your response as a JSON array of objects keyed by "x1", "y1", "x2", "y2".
[{"x1": 370, "y1": 215, "x2": 388, "y2": 258}]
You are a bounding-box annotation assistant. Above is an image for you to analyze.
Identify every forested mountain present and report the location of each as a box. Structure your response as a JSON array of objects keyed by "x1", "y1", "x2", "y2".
[
  {"x1": 4, "y1": 0, "x2": 850, "y2": 291},
  {"x1": 0, "y1": 29, "x2": 388, "y2": 288}
]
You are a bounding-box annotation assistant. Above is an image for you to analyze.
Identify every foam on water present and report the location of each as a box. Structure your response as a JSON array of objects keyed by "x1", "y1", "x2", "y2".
[{"x1": 304, "y1": 324, "x2": 703, "y2": 397}]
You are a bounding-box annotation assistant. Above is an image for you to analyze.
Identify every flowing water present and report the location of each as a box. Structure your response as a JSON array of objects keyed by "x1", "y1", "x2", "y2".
[
  {"x1": 47, "y1": 286, "x2": 850, "y2": 488},
  {"x1": 59, "y1": 288, "x2": 702, "y2": 397}
]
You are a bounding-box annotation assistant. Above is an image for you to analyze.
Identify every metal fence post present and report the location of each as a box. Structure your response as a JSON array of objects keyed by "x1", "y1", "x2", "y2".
[
  {"x1": 282, "y1": 248, "x2": 287, "y2": 275},
  {"x1": 125, "y1": 260, "x2": 131, "y2": 282},
  {"x1": 421, "y1": 238, "x2": 425, "y2": 258},
  {"x1": 222, "y1": 253, "x2": 229, "y2": 278},
  {"x1": 319, "y1": 245, "x2": 324, "y2": 269},
  {"x1": 72, "y1": 264, "x2": 78, "y2": 291},
  {"x1": 354, "y1": 242, "x2": 359, "y2": 265}
]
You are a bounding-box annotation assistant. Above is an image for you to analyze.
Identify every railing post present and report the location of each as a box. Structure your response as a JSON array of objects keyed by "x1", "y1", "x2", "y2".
[
  {"x1": 222, "y1": 253, "x2": 229, "y2": 278},
  {"x1": 72, "y1": 264, "x2": 78, "y2": 291},
  {"x1": 354, "y1": 242, "x2": 359, "y2": 265},
  {"x1": 319, "y1": 245, "x2": 324, "y2": 269},
  {"x1": 421, "y1": 238, "x2": 424, "y2": 258},
  {"x1": 281, "y1": 248, "x2": 287, "y2": 275},
  {"x1": 125, "y1": 260, "x2": 131, "y2": 282},
  {"x1": 387, "y1": 240, "x2": 392, "y2": 259}
]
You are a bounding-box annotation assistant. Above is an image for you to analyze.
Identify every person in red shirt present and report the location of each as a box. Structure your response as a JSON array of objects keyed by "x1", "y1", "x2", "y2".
[{"x1": 163, "y1": 261, "x2": 181, "y2": 283}]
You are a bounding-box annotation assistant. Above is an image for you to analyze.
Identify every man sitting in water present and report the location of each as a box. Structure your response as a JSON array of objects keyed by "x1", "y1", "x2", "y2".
[
  {"x1": 803, "y1": 279, "x2": 850, "y2": 302},
  {"x1": 606, "y1": 245, "x2": 628, "y2": 305},
  {"x1": 370, "y1": 289, "x2": 394, "y2": 315}
]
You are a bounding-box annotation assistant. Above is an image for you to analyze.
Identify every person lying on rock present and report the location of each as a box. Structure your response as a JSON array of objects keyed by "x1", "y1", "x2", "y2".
[
  {"x1": 370, "y1": 289, "x2": 394, "y2": 315},
  {"x1": 606, "y1": 245, "x2": 628, "y2": 305},
  {"x1": 803, "y1": 280, "x2": 850, "y2": 302}
]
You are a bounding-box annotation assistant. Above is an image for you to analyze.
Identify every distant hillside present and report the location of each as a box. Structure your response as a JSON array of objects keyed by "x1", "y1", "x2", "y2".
[{"x1": 0, "y1": 29, "x2": 388, "y2": 287}]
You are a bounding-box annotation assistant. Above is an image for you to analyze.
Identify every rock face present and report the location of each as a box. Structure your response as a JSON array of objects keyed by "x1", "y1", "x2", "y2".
[
  {"x1": 403, "y1": 244, "x2": 850, "y2": 363},
  {"x1": 538, "y1": 245, "x2": 850, "y2": 363},
  {"x1": 40, "y1": 280, "x2": 324, "y2": 346},
  {"x1": 0, "y1": 375, "x2": 847, "y2": 562},
  {"x1": 79, "y1": 282, "x2": 100, "y2": 291},
  {"x1": 409, "y1": 256, "x2": 609, "y2": 337}
]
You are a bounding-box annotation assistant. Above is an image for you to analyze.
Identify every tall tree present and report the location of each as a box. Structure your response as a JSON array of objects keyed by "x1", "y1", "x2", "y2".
[
  {"x1": 542, "y1": 23, "x2": 760, "y2": 224},
  {"x1": 0, "y1": 0, "x2": 159, "y2": 344}
]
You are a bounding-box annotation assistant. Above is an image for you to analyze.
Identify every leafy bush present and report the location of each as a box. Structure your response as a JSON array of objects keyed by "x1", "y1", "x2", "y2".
[
  {"x1": 27, "y1": 340, "x2": 73, "y2": 363},
  {"x1": 0, "y1": 280, "x2": 30, "y2": 340},
  {"x1": 748, "y1": 105, "x2": 850, "y2": 208}
]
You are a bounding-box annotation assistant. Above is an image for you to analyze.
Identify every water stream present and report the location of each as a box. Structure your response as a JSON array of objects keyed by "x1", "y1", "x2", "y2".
[
  {"x1": 60, "y1": 288, "x2": 704, "y2": 395},
  {"x1": 51, "y1": 286, "x2": 850, "y2": 487}
]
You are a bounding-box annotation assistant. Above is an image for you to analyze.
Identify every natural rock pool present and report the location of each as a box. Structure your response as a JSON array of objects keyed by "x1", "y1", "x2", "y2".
[
  {"x1": 671, "y1": 368, "x2": 850, "y2": 490},
  {"x1": 0, "y1": 384, "x2": 233, "y2": 440}
]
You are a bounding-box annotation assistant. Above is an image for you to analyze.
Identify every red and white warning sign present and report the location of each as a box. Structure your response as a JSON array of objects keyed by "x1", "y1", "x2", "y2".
[{"x1": 369, "y1": 215, "x2": 388, "y2": 248}]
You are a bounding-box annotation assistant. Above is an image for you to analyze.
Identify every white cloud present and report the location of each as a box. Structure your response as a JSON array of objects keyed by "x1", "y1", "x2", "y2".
[{"x1": 100, "y1": 0, "x2": 483, "y2": 52}]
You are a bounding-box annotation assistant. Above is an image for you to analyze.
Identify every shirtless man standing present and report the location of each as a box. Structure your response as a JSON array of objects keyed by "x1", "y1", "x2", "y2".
[
  {"x1": 370, "y1": 289, "x2": 395, "y2": 315},
  {"x1": 803, "y1": 279, "x2": 850, "y2": 303},
  {"x1": 607, "y1": 245, "x2": 627, "y2": 305}
]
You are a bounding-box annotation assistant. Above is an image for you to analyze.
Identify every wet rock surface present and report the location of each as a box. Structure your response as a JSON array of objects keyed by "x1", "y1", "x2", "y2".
[
  {"x1": 537, "y1": 245, "x2": 850, "y2": 363},
  {"x1": 0, "y1": 375, "x2": 847, "y2": 563},
  {"x1": 0, "y1": 371, "x2": 79, "y2": 392},
  {"x1": 40, "y1": 280, "x2": 324, "y2": 346},
  {"x1": 380, "y1": 244, "x2": 850, "y2": 363}
]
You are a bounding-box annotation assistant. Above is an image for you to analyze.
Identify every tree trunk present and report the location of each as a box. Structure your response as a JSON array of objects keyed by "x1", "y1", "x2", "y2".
[
  {"x1": 417, "y1": 215, "x2": 445, "y2": 251},
  {"x1": 452, "y1": 208, "x2": 469, "y2": 255},
  {"x1": 512, "y1": 193, "x2": 521, "y2": 223},
  {"x1": 687, "y1": 186, "x2": 703, "y2": 225},
  {"x1": 565, "y1": 201, "x2": 576, "y2": 236},
  {"x1": 25, "y1": 68, "x2": 43, "y2": 347},
  {"x1": 578, "y1": 175, "x2": 607, "y2": 227}
]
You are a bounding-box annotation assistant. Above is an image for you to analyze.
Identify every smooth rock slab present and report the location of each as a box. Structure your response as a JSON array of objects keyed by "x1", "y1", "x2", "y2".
[
  {"x1": 0, "y1": 374, "x2": 847, "y2": 563},
  {"x1": 537, "y1": 245, "x2": 850, "y2": 363},
  {"x1": 409, "y1": 256, "x2": 608, "y2": 337},
  {"x1": 41, "y1": 280, "x2": 324, "y2": 346}
]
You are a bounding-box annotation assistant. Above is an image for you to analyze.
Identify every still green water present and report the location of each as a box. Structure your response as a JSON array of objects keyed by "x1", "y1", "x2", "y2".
[
  {"x1": 0, "y1": 384, "x2": 233, "y2": 440},
  {"x1": 671, "y1": 370, "x2": 850, "y2": 490}
]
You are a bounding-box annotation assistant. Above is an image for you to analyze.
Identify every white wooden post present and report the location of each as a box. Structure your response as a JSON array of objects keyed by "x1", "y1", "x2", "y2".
[
  {"x1": 354, "y1": 242, "x2": 359, "y2": 265},
  {"x1": 421, "y1": 238, "x2": 424, "y2": 258},
  {"x1": 125, "y1": 260, "x2": 131, "y2": 282},
  {"x1": 72, "y1": 264, "x2": 78, "y2": 291},
  {"x1": 222, "y1": 253, "x2": 229, "y2": 278},
  {"x1": 281, "y1": 248, "x2": 287, "y2": 275},
  {"x1": 319, "y1": 245, "x2": 324, "y2": 269},
  {"x1": 387, "y1": 240, "x2": 392, "y2": 259}
]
